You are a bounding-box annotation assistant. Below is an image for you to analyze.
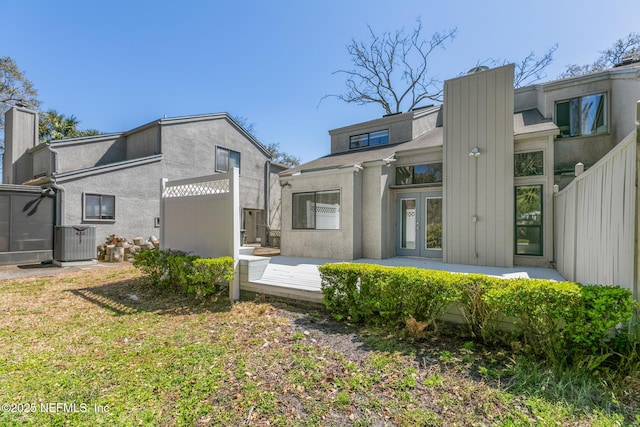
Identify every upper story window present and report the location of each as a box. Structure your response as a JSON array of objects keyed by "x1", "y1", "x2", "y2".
[
  {"x1": 349, "y1": 129, "x2": 389, "y2": 149},
  {"x1": 396, "y1": 163, "x2": 443, "y2": 185},
  {"x1": 514, "y1": 151, "x2": 543, "y2": 177},
  {"x1": 216, "y1": 146, "x2": 241, "y2": 173},
  {"x1": 555, "y1": 93, "x2": 607, "y2": 138}
]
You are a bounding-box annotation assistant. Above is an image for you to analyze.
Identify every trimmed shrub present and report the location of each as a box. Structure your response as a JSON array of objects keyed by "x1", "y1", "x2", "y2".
[
  {"x1": 190, "y1": 257, "x2": 235, "y2": 297},
  {"x1": 457, "y1": 274, "x2": 508, "y2": 342},
  {"x1": 133, "y1": 249, "x2": 235, "y2": 298},
  {"x1": 484, "y1": 279, "x2": 582, "y2": 363},
  {"x1": 319, "y1": 262, "x2": 638, "y2": 367}
]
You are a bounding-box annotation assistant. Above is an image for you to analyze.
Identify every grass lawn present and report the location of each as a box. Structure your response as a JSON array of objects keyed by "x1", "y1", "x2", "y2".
[{"x1": 0, "y1": 265, "x2": 637, "y2": 426}]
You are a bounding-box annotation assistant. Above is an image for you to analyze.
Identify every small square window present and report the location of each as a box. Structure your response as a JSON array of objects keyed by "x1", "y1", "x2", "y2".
[
  {"x1": 84, "y1": 194, "x2": 115, "y2": 221},
  {"x1": 216, "y1": 146, "x2": 241, "y2": 172},
  {"x1": 514, "y1": 151, "x2": 544, "y2": 177}
]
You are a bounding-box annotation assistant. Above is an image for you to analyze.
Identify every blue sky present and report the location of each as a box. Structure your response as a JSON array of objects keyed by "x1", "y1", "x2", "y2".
[{"x1": 3, "y1": 0, "x2": 639, "y2": 163}]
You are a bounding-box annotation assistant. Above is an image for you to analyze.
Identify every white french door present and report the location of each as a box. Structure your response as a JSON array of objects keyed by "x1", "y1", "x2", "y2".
[{"x1": 396, "y1": 192, "x2": 442, "y2": 258}]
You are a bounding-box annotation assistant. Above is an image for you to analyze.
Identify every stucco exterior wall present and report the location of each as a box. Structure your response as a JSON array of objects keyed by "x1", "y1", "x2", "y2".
[
  {"x1": 280, "y1": 169, "x2": 359, "y2": 260},
  {"x1": 31, "y1": 146, "x2": 51, "y2": 178},
  {"x1": 443, "y1": 64, "x2": 515, "y2": 267},
  {"x1": 57, "y1": 159, "x2": 163, "y2": 241},
  {"x1": 329, "y1": 113, "x2": 414, "y2": 154},
  {"x1": 126, "y1": 124, "x2": 159, "y2": 159},
  {"x1": 361, "y1": 164, "x2": 385, "y2": 259},
  {"x1": 611, "y1": 76, "x2": 640, "y2": 143},
  {"x1": 159, "y1": 117, "x2": 269, "y2": 211},
  {"x1": 52, "y1": 134, "x2": 127, "y2": 173}
]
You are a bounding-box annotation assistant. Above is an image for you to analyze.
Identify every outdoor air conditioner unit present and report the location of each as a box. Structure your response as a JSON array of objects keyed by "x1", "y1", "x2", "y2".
[{"x1": 54, "y1": 225, "x2": 96, "y2": 262}]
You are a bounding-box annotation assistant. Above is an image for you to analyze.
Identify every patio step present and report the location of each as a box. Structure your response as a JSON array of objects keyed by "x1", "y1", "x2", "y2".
[{"x1": 239, "y1": 255, "x2": 270, "y2": 282}]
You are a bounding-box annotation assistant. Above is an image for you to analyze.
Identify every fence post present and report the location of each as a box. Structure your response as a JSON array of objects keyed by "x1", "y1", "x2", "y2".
[{"x1": 229, "y1": 167, "x2": 240, "y2": 302}]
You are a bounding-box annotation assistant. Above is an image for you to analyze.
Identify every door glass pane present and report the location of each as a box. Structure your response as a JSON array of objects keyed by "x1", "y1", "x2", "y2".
[
  {"x1": 515, "y1": 185, "x2": 543, "y2": 256},
  {"x1": 401, "y1": 198, "x2": 416, "y2": 249},
  {"x1": 425, "y1": 197, "x2": 442, "y2": 250}
]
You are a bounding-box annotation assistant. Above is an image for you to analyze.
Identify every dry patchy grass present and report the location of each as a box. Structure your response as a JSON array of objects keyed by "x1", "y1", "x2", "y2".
[{"x1": 0, "y1": 265, "x2": 636, "y2": 426}]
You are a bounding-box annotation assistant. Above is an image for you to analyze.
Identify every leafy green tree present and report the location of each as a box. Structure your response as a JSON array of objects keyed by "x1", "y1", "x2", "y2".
[
  {"x1": 561, "y1": 32, "x2": 640, "y2": 78},
  {"x1": 265, "y1": 142, "x2": 300, "y2": 167},
  {"x1": 232, "y1": 115, "x2": 300, "y2": 167},
  {"x1": 38, "y1": 109, "x2": 100, "y2": 142}
]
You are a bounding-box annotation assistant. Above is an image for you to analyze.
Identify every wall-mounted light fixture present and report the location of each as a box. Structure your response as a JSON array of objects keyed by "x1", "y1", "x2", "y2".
[{"x1": 468, "y1": 147, "x2": 480, "y2": 157}]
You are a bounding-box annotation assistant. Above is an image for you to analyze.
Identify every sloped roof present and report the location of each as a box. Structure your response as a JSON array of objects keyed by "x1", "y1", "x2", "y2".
[
  {"x1": 513, "y1": 109, "x2": 558, "y2": 135},
  {"x1": 282, "y1": 107, "x2": 558, "y2": 177},
  {"x1": 281, "y1": 127, "x2": 443, "y2": 176}
]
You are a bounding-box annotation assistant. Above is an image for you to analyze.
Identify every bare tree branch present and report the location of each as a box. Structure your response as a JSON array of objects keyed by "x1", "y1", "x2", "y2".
[
  {"x1": 560, "y1": 32, "x2": 640, "y2": 78},
  {"x1": 513, "y1": 45, "x2": 558, "y2": 87},
  {"x1": 322, "y1": 19, "x2": 456, "y2": 114}
]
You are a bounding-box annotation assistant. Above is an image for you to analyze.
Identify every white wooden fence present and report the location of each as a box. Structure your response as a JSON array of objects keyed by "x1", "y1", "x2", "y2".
[
  {"x1": 554, "y1": 129, "x2": 638, "y2": 296},
  {"x1": 160, "y1": 169, "x2": 240, "y2": 300}
]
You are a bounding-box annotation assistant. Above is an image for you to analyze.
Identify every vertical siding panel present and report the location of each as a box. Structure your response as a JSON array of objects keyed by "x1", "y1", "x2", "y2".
[{"x1": 444, "y1": 65, "x2": 514, "y2": 267}]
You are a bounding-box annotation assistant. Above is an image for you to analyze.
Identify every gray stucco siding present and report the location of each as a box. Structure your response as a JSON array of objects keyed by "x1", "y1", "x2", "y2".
[
  {"x1": 160, "y1": 118, "x2": 271, "y2": 211},
  {"x1": 126, "y1": 125, "x2": 159, "y2": 159},
  {"x1": 52, "y1": 135, "x2": 127, "y2": 173},
  {"x1": 58, "y1": 160, "x2": 162, "y2": 242},
  {"x1": 280, "y1": 169, "x2": 359, "y2": 260}
]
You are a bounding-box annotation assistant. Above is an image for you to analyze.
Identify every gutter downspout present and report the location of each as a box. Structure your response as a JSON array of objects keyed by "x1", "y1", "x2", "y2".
[{"x1": 47, "y1": 143, "x2": 65, "y2": 226}]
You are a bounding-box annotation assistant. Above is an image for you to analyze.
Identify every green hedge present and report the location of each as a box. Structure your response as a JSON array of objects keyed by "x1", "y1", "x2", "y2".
[
  {"x1": 318, "y1": 263, "x2": 638, "y2": 363},
  {"x1": 133, "y1": 249, "x2": 234, "y2": 298}
]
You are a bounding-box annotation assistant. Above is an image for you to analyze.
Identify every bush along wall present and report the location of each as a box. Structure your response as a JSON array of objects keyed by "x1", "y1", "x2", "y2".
[
  {"x1": 133, "y1": 249, "x2": 235, "y2": 298},
  {"x1": 318, "y1": 263, "x2": 638, "y2": 366}
]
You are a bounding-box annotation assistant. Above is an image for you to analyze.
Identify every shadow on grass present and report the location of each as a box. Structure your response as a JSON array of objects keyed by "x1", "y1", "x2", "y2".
[{"x1": 69, "y1": 277, "x2": 233, "y2": 317}]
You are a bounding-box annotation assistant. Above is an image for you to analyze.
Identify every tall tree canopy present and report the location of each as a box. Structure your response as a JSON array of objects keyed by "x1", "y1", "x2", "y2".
[
  {"x1": 232, "y1": 115, "x2": 300, "y2": 167},
  {"x1": 39, "y1": 109, "x2": 100, "y2": 142},
  {"x1": 327, "y1": 20, "x2": 559, "y2": 114},
  {"x1": 327, "y1": 19, "x2": 457, "y2": 115},
  {"x1": 0, "y1": 57, "x2": 41, "y2": 147},
  {"x1": 561, "y1": 32, "x2": 640, "y2": 78}
]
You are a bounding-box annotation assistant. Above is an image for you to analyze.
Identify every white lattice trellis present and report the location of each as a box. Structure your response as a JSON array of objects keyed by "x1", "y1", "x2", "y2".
[{"x1": 163, "y1": 179, "x2": 230, "y2": 198}]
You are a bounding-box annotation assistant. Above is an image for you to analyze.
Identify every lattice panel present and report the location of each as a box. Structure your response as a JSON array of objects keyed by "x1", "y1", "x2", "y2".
[{"x1": 163, "y1": 179, "x2": 230, "y2": 198}]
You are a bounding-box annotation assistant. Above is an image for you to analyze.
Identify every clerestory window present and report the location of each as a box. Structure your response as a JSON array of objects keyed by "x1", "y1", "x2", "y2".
[{"x1": 349, "y1": 129, "x2": 389, "y2": 149}]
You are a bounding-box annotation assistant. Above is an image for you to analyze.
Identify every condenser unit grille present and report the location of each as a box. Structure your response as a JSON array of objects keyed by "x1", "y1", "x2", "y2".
[{"x1": 54, "y1": 226, "x2": 96, "y2": 261}]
